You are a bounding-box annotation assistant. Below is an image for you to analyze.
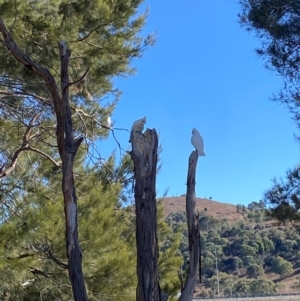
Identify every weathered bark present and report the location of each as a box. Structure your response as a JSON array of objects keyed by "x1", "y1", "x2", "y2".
[
  {"x1": 179, "y1": 151, "x2": 200, "y2": 301},
  {"x1": 161, "y1": 291, "x2": 168, "y2": 301},
  {"x1": 59, "y1": 41, "x2": 88, "y2": 301},
  {"x1": 198, "y1": 232, "x2": 202, "y2": 284},
  {"x1": 0, "y1": 17, "x2": 88, "y2": 301},
  {"x1": 130, "y1": 129, "x2": 161, "y2": 301}
]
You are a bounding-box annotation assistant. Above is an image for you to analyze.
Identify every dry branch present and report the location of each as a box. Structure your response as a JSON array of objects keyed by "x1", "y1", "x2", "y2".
[
  {"x1": 179, "y1": 150, "x2": 200, "y2": 301},
  {"x1": 0, "y1": 112, "x2": 59, "y2": 178}
]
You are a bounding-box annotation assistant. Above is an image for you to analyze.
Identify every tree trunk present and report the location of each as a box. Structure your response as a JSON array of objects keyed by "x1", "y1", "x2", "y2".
[
  {"x1": 130, "y1": 129, "x2": 161, "y2": 301},
  {"x1": 179, "y1": 151, "x2": 200, "y2": 301},
  {"x1": 59, "y1": 41, "x2": 88, "y2": 301}
]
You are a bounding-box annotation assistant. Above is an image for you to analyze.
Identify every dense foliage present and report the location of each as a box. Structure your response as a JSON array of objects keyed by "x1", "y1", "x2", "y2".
[
  {"x1": 0, "y1": 0, "x2": 155, "y2": 181},
  {"x1": 0, "y1": 1, "x2": 175, "y2": 300},
  {"x1": 0, "y1": 152, "x2": 182, "y2": 300}
]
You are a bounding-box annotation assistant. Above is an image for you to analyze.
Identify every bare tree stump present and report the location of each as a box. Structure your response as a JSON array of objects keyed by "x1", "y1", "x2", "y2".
[
  {"x1": 179, "y1": 151, "x2": 200, "y2": 301},
  {"x1": 130, "y1": 129, "x2": 161, "y2": 301}
]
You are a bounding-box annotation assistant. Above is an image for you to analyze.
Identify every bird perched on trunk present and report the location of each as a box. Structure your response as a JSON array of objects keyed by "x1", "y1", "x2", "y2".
[
  {"x1": 104, "y1": 116, "x2": 111, "y2": 129},
  {"x1": 191, "y1": 128, "x2": 205, "y2": 156},
  {"x1": 129, "y1": 116, "x2": 146, "y2": 143}
]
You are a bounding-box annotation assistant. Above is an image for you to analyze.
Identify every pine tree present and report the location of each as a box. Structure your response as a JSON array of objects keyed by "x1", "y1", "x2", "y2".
[
  {"x1": 239, "y1": 0, "x2": 300, "y2": 221},
  {"x1": 157, "y1": 201, "x2": 183, "y2": 300},
  {"x1": 0, "y1": 155, "x2": 137, "y2": 300},
  {"x1": 0, "y1": 1, "x2": 154, "y2": 299}
]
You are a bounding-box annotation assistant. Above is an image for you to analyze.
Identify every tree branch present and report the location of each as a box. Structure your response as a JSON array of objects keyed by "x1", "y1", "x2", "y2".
[
  {"x1": 45, "y1": 249, "x2": 69, "y2": 269},
  {"x1": 0, "y1": 111, "x2": 60, "y2": 178},
  {"x1": 0, "y1": 112, "x2": 39, "y2": 178},
  {"x1": 7, "y1": 252, "x2": 35, "y2": 260},
  {"x1": 62, "y1": 68, "x2": 89, "y2": 100},
  {"x1": 22, "y1": 146, "x2": 61, "y2": 167},
  {"x1": 29, "y1": 267, "x2": 50, "y2": 278}
]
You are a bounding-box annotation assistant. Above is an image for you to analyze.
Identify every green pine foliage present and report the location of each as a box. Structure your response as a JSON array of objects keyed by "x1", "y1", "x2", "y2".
[
  {"x1": 263, "y1": 168, "x2": 300, "y2": 223},
  {"x1": 0, "y1": 161, "x2": 137, "y2": 300},
  {"x1": 0, "y1": 0, "x2": 154, "y2": 97},
  {"x1": 157, "y1": 201, "x2": 182, "y2": 300},
  {"x1": 0, "y1": 153, "x2": 184, "y2": 300},
  {"x1": 0, "y1": 0, "x2": 155, "y2": 184},
  {"x1": 238, "y1": 0, "x2": 300, "y2": 222},
  {"x1": 239, "y1": 0, "x2": 300, "y2": 81}
]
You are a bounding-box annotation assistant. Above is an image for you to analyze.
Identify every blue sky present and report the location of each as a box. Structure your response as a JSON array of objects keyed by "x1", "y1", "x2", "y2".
[{"x1": 101, "y1": 0, "x2": 300, "y2": 206}]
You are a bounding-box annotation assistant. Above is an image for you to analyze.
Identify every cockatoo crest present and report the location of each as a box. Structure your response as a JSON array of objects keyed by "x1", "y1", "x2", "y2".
[
  {"x1": 191, "y1": 127, "x2": 205, "y2": 156},
  {"x1": 129, "y1": 116, "x2": 146, "y2": 143}
]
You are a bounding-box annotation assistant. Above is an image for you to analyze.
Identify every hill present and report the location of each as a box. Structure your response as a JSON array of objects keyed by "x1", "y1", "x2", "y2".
[
  {"x1": 160, "y1": 196, "x2": 244, "y2": 223},
  {"x1": 161, "y1": 196, "x2": 300, "y2": 297}
]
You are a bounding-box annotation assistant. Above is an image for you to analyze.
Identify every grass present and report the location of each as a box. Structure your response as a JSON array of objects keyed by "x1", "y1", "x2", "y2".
[{"x1": 161, "y1": 196, "x2": 244, "y2": 223}]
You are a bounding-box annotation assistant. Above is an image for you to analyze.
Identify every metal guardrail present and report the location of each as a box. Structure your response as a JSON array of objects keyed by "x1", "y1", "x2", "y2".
[{"x1": 192, "y1": 293, "x2": 300, "y2": 300}]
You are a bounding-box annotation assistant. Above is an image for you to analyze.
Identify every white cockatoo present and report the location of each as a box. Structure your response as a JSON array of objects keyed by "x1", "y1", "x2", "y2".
[
  {"x1": 129, "y1": 116, "x2": 146, "y2": 143},
  {"x1": 105, "y1": 116, "x2": 111, "y2": 128},
  {"x1": 191, "y1": 128, "x2": 205, "y2": 156},
  {"x1": 100, "y1": 115, "x2": 111, "y2": 129}
]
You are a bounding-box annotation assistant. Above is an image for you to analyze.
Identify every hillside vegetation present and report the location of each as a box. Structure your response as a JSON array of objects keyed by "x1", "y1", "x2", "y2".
[{"x1": 161, "y1": 197, "x2": 300, "y2": 298}]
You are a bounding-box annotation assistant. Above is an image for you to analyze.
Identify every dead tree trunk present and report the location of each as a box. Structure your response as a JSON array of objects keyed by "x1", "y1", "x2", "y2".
[
  {"x1": 130, "y1": 129, "x2": 161, "y2": 301},
  {"x1": 0, "y1": 19, "x2": 88, "y2": 300},
  {"x1": 59, "y1": 41, "x2": 88, "y2": 301},
  {"x1": 179, "y1": 151, "x2": 200, "y2": 301}
]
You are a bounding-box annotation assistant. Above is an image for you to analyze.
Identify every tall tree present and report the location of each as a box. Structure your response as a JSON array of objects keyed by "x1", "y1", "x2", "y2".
[
  {"x1": 239, "y1": 0, "x2": 300, "y2": 221},
  {"x1": 0, "y1": 1, "x2": 154, "y2": 300}
]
